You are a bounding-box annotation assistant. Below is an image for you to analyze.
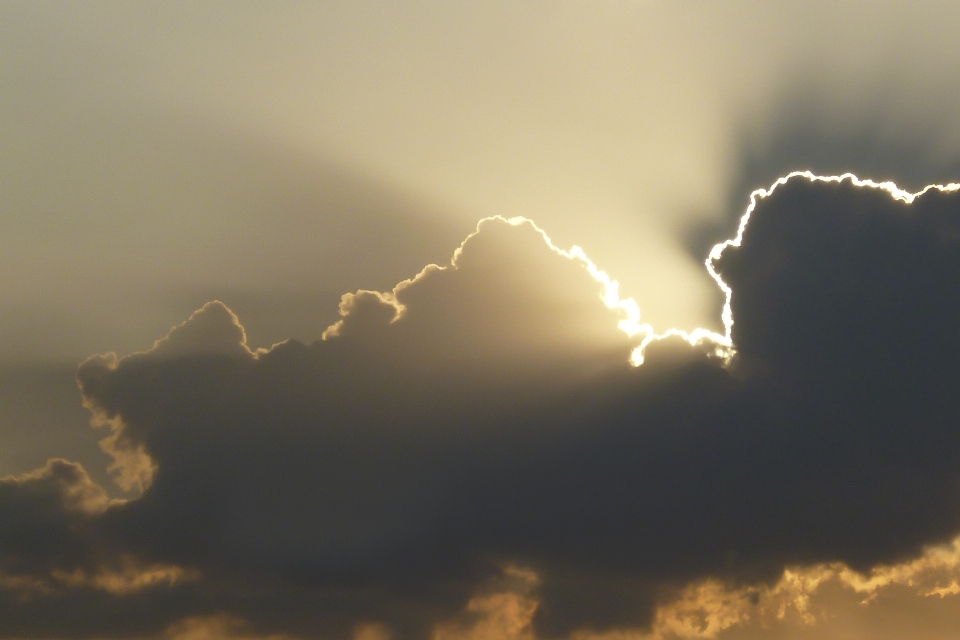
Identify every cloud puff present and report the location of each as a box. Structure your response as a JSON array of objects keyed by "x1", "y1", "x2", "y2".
[
  {"x1": 0, "y1": 459, "x2": 107, "y2": 577},
  {"x1": 4, "y1": 178, "x2": 960, "y2": 638}
]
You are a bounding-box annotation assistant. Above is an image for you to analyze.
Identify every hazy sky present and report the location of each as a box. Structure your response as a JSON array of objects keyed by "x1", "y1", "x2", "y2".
[
  {"x1": 5, "y1": 0, "x2": 960, "y2": 357},
  {"x1": 4, "y1": 2, "x2": 960, "y2": 639}
]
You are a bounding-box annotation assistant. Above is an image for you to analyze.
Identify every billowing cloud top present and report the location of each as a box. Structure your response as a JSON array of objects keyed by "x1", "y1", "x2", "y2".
[{"x1": 4, "y1": 175, "x2": 960, "y2": 639}]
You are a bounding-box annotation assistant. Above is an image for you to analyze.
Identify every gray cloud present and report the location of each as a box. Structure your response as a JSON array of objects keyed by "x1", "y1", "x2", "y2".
[
  {"x1": 4, "y1": 178, "x2": 960, "y2": 637},
  {"x1": 0, "y1": 101, "x2": 470, "y2": 361},
  {"x1": 687, "y1": 76, "x2": 960, "y2": 262}
]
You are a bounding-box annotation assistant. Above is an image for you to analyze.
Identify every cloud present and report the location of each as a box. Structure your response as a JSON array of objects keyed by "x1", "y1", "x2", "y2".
[
  {"x1": 0, "y1": 459, "x2": 107, "y2": 578},
  {"x1": 0, "y1": 362, "x2": 114, "y2": 491},
  {"x1": 565, "y1": 535, "x2": 960, "y2": 640},
  {"x1": 684, "y1": 76, "x2": 960, "y2": 265},
  {"x1": 4, "y1": 176, "x2": 960, "y2": 638},
  {"x1": 0, "y1": 100, "x2": 471, "y2": 361}
]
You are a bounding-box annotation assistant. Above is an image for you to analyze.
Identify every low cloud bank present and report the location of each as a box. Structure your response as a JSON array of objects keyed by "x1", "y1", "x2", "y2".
[{"x1": 3, "y1": 175, "x2": 960, "y2": 638}]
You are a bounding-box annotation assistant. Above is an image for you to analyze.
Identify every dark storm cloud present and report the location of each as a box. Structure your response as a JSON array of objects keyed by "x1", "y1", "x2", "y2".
[
  {"x1": 0, "y1": 105, "x2": 470, "y2": 492},
  {"x1": 686, "y1": 79, "x2": 960, "y2": 261},
  {"x1": 0, "y1": 459, "x2": 106, "y2": 577},
  {"x1": 743, "y1": 81, "x2": 960, "y2": 188},
  {"x1": 4, "y1": 178, "x2": 960, "y2": 639}
]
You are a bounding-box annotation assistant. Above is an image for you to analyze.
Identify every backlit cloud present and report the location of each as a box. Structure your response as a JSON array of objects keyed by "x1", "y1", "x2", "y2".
[{"x1": 2, "y1": 174, "x2": 960, "y2": 639}]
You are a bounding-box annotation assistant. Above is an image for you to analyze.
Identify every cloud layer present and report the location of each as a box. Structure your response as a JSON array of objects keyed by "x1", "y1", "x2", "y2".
[{"x1": 3, "y1": 175, "x2": 960, "y2": 638}]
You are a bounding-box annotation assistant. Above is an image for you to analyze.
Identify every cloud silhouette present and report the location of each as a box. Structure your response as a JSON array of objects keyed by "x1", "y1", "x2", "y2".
[{"x1": 3, "y1": 176, "x2": 960, "y2": 639}]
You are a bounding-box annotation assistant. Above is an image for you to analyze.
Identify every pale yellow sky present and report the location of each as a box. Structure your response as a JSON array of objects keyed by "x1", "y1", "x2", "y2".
[{"x1": 4, "y1": 1, "x2": 960, "y2": 359}]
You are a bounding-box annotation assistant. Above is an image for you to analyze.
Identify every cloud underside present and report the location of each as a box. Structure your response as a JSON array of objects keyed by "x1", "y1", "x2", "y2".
[{"x1": 4, "y1": 175, "x2": 960, "y2": 639}]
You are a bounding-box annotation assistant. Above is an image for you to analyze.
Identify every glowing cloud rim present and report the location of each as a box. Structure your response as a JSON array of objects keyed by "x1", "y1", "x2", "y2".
[
  {"x1": 530, "y1": 170, "x2": 960, "y2": 366},
  {"x1": 326, "y1": 171, "x2": 960, "y2": 366}
]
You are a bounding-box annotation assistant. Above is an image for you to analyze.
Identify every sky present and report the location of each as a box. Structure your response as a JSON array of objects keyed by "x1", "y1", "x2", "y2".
[{"x1": 5, "y1": 1, "x2": 960, "y2": 639}]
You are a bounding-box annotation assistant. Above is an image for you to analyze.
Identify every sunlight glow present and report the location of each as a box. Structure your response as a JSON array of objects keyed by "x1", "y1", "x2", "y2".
[
  {"x1": 701, "y1": 171, "x2": 960, "y2": 365},
  {"x1": 525, "y1": 172, "x2": 960, "y2": 367},
  {"x1": 326, "y1": 173, "x2": 960, "y2": 368}
]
